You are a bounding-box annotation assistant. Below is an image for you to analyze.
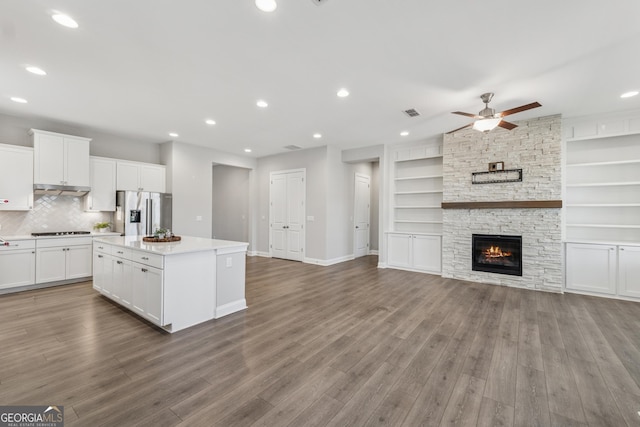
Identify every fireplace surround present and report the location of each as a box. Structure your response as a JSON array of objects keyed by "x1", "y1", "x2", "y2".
[{"x1": 472, "y1": 234, "x2": 522, "y2": 276}]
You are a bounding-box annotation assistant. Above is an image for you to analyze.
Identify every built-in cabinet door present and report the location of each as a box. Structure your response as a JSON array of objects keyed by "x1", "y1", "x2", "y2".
[
  {"x1": 131, "y1": 263, "x2": 163, "y2": 325},
  {"x1": 64, "y1": 137, "x2": 91, "y2": 187},
  {"x1": 618, "y1": 245, "x2": 640, "y2": 298},
  {"x1": 354, "y1": 173, "x2": 371, "y2": 258},
  {"x1": 387, "y1": 233, "x2": 412, "y2": 268},
  {"x1": 36, "y1": 247, "x2": 67, "y2": 284},
  {"x1": 86, "y1": 157, "x2": 116, "y2": 211},
  {"x1": 412, "y1": 235, "x2": 442, "y2": 273},
  {"x1": 92, "y1": 251, "x2": 106, "y2": 291},
  {"x1": 566, "y1": 243, "x2": 616, "y2": 295},
  {"x1": 112, "y1": 258, "x2": 133, "y2": 307},
  {"x1": 140, "y1": 164, "x2": 166, "y2": 193},
  {"x1": 0, "y1": 144, "x2": 33, "y2": 211},
  {"x1": 0, "y1": 248, "x2": 36, "y2": 288},
  {"x1": 116, "y1": 162, "x2": 141, "y2": 191},
  {"x1": 66, "y1": 245, "x2": 92, "y2": 279},
  {"x1": 34, "y1": 133, "x2": 65, "y2": 185}
]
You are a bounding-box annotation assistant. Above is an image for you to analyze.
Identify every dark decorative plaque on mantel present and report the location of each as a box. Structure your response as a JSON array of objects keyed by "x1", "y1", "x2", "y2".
[{"x1": 472, "y1": 168, "x2": 522, "y2": 184}]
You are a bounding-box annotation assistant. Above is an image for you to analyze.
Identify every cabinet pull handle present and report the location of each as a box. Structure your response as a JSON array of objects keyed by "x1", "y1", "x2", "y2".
[
  {"x1": 142, "y1": 268, "x2": 148, "y2": 272},
  {"x1": 620, "y1": 248, "x2": 625, "y2": 251},
  {"x1": 98, "y1": 255, "x2": 103, "y2": 258},
  {"x1": 117, "y1": 251, "x2": 123, "y2": 254},
  {"x1": 141, "y1": 256, "x2": 149, "y2": 260},
  {"x1": 117, "y1": 260, "x2": 123, "y2": 264}
]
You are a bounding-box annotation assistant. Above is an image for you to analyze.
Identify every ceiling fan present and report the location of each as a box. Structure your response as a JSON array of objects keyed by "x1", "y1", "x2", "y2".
[{"x1": 447, "y1": 93, "x2": 541, "y2": 134}]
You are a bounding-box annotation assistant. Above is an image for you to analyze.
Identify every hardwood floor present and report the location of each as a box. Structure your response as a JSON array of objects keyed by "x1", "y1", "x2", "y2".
[{"x1": 1, "y1": 255, "x2": 639, "y2": 426}]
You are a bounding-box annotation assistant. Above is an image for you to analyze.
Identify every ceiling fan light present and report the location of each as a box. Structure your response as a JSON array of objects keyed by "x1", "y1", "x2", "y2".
[{"x1": 473, "y1": 117, "x2": 502, "y2": 132}]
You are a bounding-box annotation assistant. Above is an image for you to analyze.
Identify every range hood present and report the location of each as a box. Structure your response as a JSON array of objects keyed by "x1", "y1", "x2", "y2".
[{"x1": 34, "y1": 184, "x2": 91, "y2": 197}]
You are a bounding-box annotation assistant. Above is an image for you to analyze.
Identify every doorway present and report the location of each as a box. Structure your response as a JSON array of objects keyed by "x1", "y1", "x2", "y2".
[
  {"x1": 211, "y1": 165, "x2": 249, "y2": 242},
  {"x1": 270, "y1": 169, "x2": 306, "y2": 261}
]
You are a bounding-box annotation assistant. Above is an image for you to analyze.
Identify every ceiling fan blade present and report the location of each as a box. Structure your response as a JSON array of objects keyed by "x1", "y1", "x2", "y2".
[
  {"x1": 498, "y1": 120, "x2": 518, "y2": 130},
  {"x1": 498, "y1": 102, "x2": 542, "y2": 117},
  {"x1": 446, "y1": 123, "x2": 473, "y2": 134},
  {"x1": 452, "y1": 111, "x2": 481, "y2": 119}
]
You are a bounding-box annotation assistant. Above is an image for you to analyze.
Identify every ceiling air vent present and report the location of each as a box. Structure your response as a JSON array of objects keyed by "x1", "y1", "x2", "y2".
[
  {"x1": 311, "y1": 0, "x2": 329, "y2": 5},
  {"x1": 403, "y1": 108, "x2": 421, "y2": 118},
  {"x1": 284, "y1": 145, "x2": 302, "y2": 150}
]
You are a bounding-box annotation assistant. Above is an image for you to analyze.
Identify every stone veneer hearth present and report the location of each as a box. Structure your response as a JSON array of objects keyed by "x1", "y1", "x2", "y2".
[{"x1": 442, "y1": 114, "x2": 563, "y2": 292}]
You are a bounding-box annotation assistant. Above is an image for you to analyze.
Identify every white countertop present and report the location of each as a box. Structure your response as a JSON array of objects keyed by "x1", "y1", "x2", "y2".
[{"x1": 93, "y1": 235, "x2": 249, "y2": 255}]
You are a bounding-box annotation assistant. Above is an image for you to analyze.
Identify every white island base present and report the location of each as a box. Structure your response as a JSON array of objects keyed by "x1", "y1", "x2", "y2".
[{"x1": 93, "y1": 235, "x2": 248, "y2": 333}]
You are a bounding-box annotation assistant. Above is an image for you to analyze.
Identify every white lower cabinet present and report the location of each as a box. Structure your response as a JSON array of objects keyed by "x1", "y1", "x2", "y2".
[
  {"x1": 0, "y1": 240, "x2": 36, "y2": 289},
  {"x1": 36, "y1": 237, "x2": 92, "y2": 284},
  {"x1": 132, "y1": 263, "x2": 163, "y2": 324},
  {"x1": 566, "y1": 242, "x2": 640, "y2": 298},
  {"x1": 387, "y1": 233, "x2": 442, "y2": 274},
  {"x1": 95, "y1": 245, "x2": 164, "y2": 327},
  {"x1": 618, "y1": 245, "x2": 640, "y2": 298}
]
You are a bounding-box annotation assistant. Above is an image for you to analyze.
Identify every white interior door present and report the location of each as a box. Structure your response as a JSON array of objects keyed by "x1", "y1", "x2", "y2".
[
  {"x1": 270, "y1": 169, "x2": 306, "y2": 261},
  {"x1": 354, "y1": 173, "x2": 370, "y2": 258}
]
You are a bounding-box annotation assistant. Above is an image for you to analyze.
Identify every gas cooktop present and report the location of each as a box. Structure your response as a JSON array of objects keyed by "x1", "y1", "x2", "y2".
[{"x1": 31, "y1": 231, "x2": 92, "y2": 237}]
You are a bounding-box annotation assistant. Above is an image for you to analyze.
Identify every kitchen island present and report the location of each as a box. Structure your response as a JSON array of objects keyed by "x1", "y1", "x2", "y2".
[{"x1": 93, "y1": 235, "x2": 248, "y2": 333}]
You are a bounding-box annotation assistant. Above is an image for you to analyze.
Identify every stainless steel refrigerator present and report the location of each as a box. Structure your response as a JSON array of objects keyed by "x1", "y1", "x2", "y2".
[{"x1": 114, "y1": 191, "x2": 172, "y2": 236}]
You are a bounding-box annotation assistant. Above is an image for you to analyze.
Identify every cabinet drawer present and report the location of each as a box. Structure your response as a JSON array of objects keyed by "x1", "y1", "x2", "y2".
[
  {"x1": 111, "y1": 246, "x2": 132, "y2": 259},
  {"x1": 0, "y1": 240, "x2": 36, "y2": 251},
  {"x1": 131, "y1": 250, "x2": 163, "y2": 269},
  {"x1": 94, "y1": 242, "x2": 111, "y2": 254},
  {"x1": 37, "y1": 236, "x2": 93, "y2": 248}
]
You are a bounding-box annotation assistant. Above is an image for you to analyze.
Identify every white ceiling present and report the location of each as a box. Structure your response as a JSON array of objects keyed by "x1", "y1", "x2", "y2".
[{"x1": 1, "y1": 0, "x2": 639, "y2": 157}]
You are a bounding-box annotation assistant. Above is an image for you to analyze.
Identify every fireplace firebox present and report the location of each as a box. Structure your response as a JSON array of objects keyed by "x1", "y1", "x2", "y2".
[{"x1": 472, "y1": 234, "x2": 522, "y2": 276}]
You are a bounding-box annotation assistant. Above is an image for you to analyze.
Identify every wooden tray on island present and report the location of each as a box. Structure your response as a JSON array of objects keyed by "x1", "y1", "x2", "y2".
[{"x1": 142, "y1": 236, "x2": 181, "y2": 243}]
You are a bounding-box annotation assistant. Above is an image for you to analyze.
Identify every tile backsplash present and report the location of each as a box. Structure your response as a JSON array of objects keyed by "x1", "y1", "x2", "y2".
[{"x1": 0, "y1": 195, "x2": 112, "y2": 235}]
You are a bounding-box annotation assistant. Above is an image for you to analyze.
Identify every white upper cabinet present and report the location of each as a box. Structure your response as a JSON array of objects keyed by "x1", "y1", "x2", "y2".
[
  {"x1": 0, "y1": 143, "x2": 33, "y2": 211},
  {"x1": 85, "y1": 157, "x2": 116, "y2": 211},
  {"x1": 30, "y1": 129, "x2": 91, "y2": 187},
  {"x1": 116, "y1": 160, "x2": 166, "y2": 193}
]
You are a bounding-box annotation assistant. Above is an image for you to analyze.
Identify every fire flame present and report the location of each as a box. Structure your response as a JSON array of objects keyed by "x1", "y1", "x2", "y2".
[{"x1": 484, "y1": 246, "x2": 512, "y2": 258}]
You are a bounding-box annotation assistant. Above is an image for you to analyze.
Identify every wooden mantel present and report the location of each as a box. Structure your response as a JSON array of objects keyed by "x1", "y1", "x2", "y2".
[{"x1": 441, "y1": 200, "x2": 563, "y2": 209}]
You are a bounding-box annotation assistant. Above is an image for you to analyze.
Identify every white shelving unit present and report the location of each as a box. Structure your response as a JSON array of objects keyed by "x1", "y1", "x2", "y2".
[
  {"x1": 393, "y1": 150, "x2": 443, "y2": 234},
  {"x1": 565, "y1": 133, "x2": 640, "y2": 244},
  {"x1": 387, "y1": 141, "x2": 443, "y2": 275}
]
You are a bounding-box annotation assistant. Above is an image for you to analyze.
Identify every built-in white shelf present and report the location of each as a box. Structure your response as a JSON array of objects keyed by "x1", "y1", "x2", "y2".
[
  {"x1": 395, "y1": 205, "x2": 442, "y2": 209},
  {"x1": 567, "y1": 224, "x2": 640, "y2": 229},
  {"x1": 566, "y1": 159, "x2": 640, "y2": 167},
  {"x1": 566, "y1": 181, "x2": 640, "y2": 188},
  {"x1": 394, "y1": 174, "x2": 443, "y2": 181},
  {"x1": 394, "y1": 190, "x2": 443, "y2": 195},
  {"x1": 566, "y1": 203, "x2": 640, "y2": 207}
]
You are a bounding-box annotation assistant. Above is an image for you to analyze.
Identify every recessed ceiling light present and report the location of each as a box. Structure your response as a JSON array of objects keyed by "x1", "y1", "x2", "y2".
[
  {"x1": 400, "y1": 131, "x2": 409, "y2": 136},
  {"x1": 313, "y1": 133, "x2": 322, "y2": 139},
  {"x1": 255, "y1": 0, "x2": 277, "y2": 12},
  {"x1": 169, "y1": 132, "x2": 179, "y2": 137},
  {"x1": 256, "y1": 100, "x2": 268, "y2": 108},
  {"x1": 52, "y1": 13, "x2": 78, "y2": 29},
  {"x1": 10, "y1": 97, "x2": 28, "y2": 104},
  {"x1": 26, "y1": 66, "x2": 46, "y2": 76},
  {"x1": 205, "y1": 119, "x2": 216, "y2": 125},
  {"x1": 244, "y1": 148, "x2": 252, "y2": 153},
  {"x1": 621, "y1": 91, "x2": 639, "y2": 98},
  {"x1": 337, "y1": 88, "x2": 349, "y2": 98}
]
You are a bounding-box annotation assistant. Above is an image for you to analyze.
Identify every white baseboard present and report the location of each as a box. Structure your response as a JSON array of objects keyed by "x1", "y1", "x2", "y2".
[
  {"x1": 215, "y1": 299, "x2": 247, "y2": 318},
  {"x1": 368, "y1": 250, "x2": 379, "y2": 255},
  {"x1": 304, "y1": 254, "x2": 355, "y2": 266},
  {"x1": 248, "y1": 251, "x2": 271, "y2": 258}
]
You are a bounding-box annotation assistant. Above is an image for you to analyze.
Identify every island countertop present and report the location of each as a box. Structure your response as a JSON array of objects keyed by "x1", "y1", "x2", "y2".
[{"x1": 93, "y1": 235, "x2": 248, "y2": 256}]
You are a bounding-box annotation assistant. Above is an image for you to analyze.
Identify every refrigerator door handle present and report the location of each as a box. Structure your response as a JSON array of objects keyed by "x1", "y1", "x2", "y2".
[{"x1": 146, "y1": 198, "x2": 153, "y2": 235}]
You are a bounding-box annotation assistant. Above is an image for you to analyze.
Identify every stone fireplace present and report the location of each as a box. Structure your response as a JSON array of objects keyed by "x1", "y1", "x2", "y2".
[{"x1": 441, "y1": 115, "x2": 563, "y2": 292}]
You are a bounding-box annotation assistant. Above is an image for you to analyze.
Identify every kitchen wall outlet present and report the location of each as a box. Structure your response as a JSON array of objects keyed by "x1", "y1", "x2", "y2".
[
  {"x1": 196, "y1": 215, "x2": 202, "y2": 221},
  {"x1": 226, "y1": 257, "x2": 232, "y2": 268}
]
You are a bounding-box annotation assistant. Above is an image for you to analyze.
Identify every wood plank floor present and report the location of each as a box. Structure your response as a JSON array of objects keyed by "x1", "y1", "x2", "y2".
[{"x1": 1, "y1": 255, "x2": 639, "y2": 426}]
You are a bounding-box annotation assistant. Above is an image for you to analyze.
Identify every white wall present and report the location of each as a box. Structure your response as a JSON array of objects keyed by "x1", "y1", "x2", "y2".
[
  {"x1": 161, "y1": 141, "x2": 256, "y2": 243},
  {"x1": 0, "y1": 111, "x2": 161, "y2": 163},
  {"x1": 212, "y1": 165, "x2": 250, "y2": 242},
  {"x1": 256, "y1": 146, "x2": 328, "y2": 260}
]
